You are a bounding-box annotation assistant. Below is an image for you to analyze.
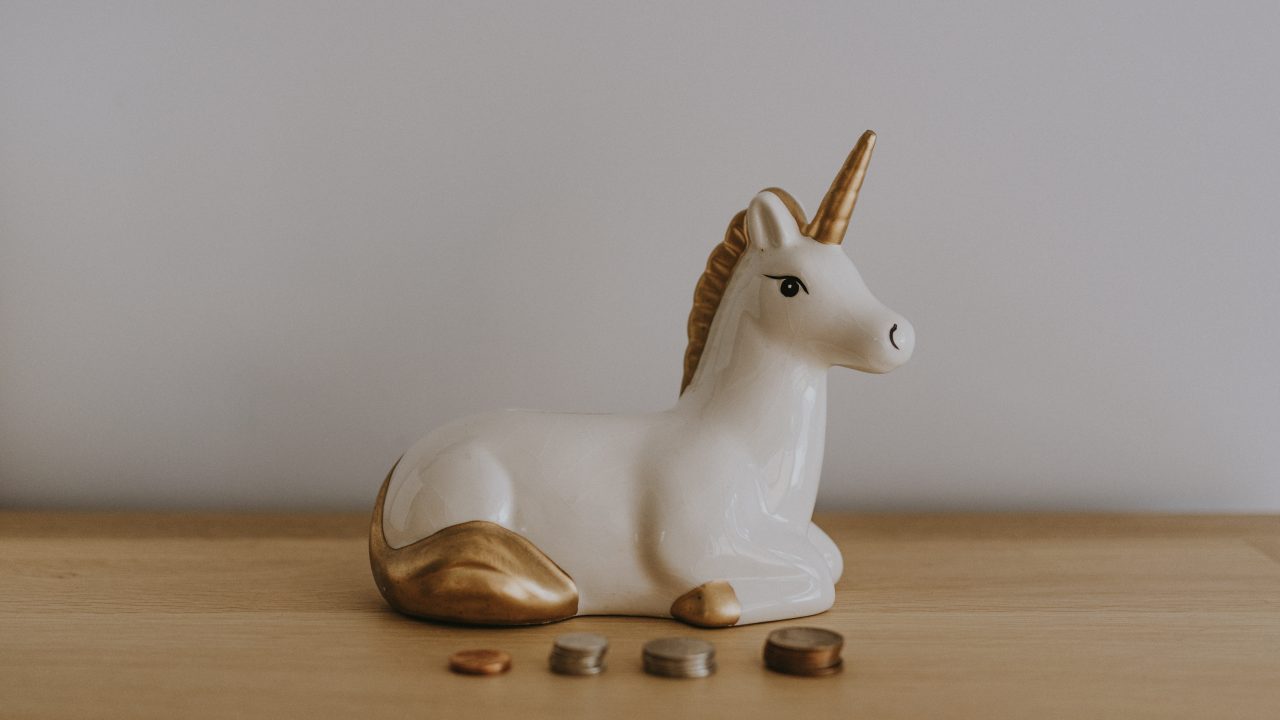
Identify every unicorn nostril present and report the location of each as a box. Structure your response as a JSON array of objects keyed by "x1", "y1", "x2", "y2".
[{"x1": 889, "y1": 323, "x2": 900, "y2": 350}]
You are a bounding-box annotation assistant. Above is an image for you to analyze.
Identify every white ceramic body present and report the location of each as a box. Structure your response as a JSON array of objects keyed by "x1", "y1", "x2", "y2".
[{"x1": 381, "y1": 191, "x2": 914, "y2": 625}]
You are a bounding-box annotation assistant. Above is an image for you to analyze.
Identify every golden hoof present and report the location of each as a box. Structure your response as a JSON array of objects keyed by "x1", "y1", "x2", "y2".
[
  {"x1": 670, "y1": 580, "x2": 741, "y2": 627},
  {"x1": 369, "y1": 461, "x2": 578, "y2": 625}
]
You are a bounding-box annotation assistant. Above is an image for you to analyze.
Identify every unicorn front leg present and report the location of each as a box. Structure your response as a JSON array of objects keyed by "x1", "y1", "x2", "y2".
[
  {"x1": 639, "y1": 430, "x2": 844, "y2": 626},
  {"x1": 645, "y1": 466, "x2": 837, "y2": 627},
  {"x1": 663, "y1": 521, "x2": 837, "y2": 627}
]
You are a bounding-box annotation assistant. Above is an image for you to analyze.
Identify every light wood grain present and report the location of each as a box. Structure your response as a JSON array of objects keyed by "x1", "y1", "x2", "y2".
[{"x1": 1, "y1": 512, "x2": 1277, "y2": 719}]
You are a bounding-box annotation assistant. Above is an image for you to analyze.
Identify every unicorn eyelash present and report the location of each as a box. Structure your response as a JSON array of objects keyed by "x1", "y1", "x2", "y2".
[{"x1": 763, "y1": 274, "x2": 809, "y2": 296}]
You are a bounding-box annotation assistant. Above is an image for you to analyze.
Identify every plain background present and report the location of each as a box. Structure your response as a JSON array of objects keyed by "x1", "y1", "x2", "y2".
[{"x1": 2, "y1": 1, "x2": 1278, "y2": 511}]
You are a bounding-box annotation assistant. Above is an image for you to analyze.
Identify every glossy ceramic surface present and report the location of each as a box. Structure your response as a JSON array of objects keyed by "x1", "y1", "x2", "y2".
[{"x1": 374, "y1": 131, "x2": 914, "y2": 626}]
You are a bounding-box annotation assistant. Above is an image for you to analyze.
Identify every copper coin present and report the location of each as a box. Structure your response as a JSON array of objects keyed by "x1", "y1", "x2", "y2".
[
  {"x1": 764, "y1": 627, "x2": 844, "y2": 677},
  {"x1": 767, "y1": 627, "x2": 843, "y2": 653},
  {"x1": 449, "y1": 649, "x2": 512, "y2": 676}
]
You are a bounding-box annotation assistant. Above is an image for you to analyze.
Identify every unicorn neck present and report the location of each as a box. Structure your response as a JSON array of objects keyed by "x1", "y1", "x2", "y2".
[{"x1": 676, "y1": 312, "x2": 829, "y2": 523}]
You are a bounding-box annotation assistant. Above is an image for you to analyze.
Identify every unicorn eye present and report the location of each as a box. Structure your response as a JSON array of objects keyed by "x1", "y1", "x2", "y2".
[{"x1": 764, "y1": 274, "x2": 808, "y2": 298}]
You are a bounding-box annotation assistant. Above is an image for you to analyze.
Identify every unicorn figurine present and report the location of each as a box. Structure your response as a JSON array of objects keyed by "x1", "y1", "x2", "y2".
[{"x1": 370, "y1": 130, "x2": 914, "y2": 627}]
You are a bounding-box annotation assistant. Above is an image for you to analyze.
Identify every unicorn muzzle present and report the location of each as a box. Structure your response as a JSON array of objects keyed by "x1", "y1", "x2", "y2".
[
  {"x1": 887, "y1": 318, "x2": 914, "y2": 359},
  {"x1": 839, "y1": 311, "x2": 914, "y2": 373}
]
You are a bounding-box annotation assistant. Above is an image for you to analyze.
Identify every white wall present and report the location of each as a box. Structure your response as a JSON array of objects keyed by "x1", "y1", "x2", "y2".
[{"x1": 2, "y1": 1, "x2": 1278, "y2": 511}]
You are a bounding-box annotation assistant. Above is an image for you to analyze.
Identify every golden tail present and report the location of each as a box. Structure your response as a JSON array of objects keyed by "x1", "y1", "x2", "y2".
[{"x1": 368, "y1": 458, "x2": 578, "y2": 625}]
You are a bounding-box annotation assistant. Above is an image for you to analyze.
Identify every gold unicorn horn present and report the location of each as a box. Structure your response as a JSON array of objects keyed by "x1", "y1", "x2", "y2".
[{"x1": 805, "y1": 130, "x2": 876, "y2": 245}]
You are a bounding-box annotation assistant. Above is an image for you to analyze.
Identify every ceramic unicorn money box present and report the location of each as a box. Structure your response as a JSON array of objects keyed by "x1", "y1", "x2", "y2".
[{"x1": 371, "y1": 130, "x2": 914, "y2": 627}]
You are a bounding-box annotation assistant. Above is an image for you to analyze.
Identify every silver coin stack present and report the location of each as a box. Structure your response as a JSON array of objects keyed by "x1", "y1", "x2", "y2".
[
  {"x1": 642, "y1": 637, "x2": 716, "y2": 678},
  {"x1": 548, "y1": 632, "x2": 609, "y2": 675}
]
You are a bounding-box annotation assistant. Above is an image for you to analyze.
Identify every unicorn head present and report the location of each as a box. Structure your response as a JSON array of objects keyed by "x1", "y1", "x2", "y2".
[{"x1": 682, "y1": 131, "x2": 914, "y2": 392}]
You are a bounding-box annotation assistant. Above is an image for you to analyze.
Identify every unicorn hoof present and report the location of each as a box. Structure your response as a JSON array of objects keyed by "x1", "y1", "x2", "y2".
[{"x1": 670, "y1": 580, "x2": 741, "y2": 627}]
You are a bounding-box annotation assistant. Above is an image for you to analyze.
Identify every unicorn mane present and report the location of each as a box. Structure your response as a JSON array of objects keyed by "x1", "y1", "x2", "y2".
[{"x1": 681, "y1": 187, "x2": 808, "y2": 393}]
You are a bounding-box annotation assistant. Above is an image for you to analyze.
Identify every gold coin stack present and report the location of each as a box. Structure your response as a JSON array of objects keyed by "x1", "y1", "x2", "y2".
[
  {"x1": 763, "y1": 627, "x2": 843, "y2": 677},
  {"x1": 548, "y1": 632, "x2": 609, "y2": 675},
  {"x1": 641, "y1": 637, "x2": 716, "y2": 678}
]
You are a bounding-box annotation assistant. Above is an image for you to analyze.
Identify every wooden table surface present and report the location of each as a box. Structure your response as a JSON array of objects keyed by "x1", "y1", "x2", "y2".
[{"x1": 2, "y1": 512, "x2": 1278, "y2": 719}]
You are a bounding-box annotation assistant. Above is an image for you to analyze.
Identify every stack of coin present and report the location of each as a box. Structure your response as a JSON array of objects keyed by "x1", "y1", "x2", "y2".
[
  {"x1": 548, "y1": 632, "x2": 609, "y2": 675},
  {"x1": 448, "y1": 649, "x2": 512, "y2": 676},
  {"x1": 642, "y1": 637, "x2": 716, "y2": 678},
  {"x1": 763, "y1": 627, "x2": 843, "y2": 676}
]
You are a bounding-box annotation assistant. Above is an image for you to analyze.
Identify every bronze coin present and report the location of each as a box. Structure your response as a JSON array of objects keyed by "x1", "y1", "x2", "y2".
[
  {"x1": 764, "y1": 627, "x2": 844, "y2": 677},
  {"x1": 766, "y1": 627, "x2": 843, "y2": 653},
  {"x1": 449, "y1": 649, "x2": 512, "y2": 676}
]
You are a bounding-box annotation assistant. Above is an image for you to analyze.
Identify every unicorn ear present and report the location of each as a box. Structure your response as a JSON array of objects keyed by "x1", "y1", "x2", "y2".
[{"x1": 746, "y1": 190, "x2": 802, "y2": 250}]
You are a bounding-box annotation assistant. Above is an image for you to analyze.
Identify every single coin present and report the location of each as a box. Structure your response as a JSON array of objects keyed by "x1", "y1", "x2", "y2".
[
  {"x1": 553, "y1": 632, "x2": 609, "y2": 655},
  {"x1": 767, "y1": 627, "x2": 843, "y2": 652},
  {"x1": 449, "y1": 649, "x2": 512, "y2": 676},
  {"x1": 643, "y1": 637, "x2": 715, "y2": 661}
]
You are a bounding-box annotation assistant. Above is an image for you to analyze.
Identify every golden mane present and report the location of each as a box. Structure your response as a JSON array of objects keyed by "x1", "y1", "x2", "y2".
[{"x1": 681, "y1": 188, "x2": 808, "y2": 394}]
